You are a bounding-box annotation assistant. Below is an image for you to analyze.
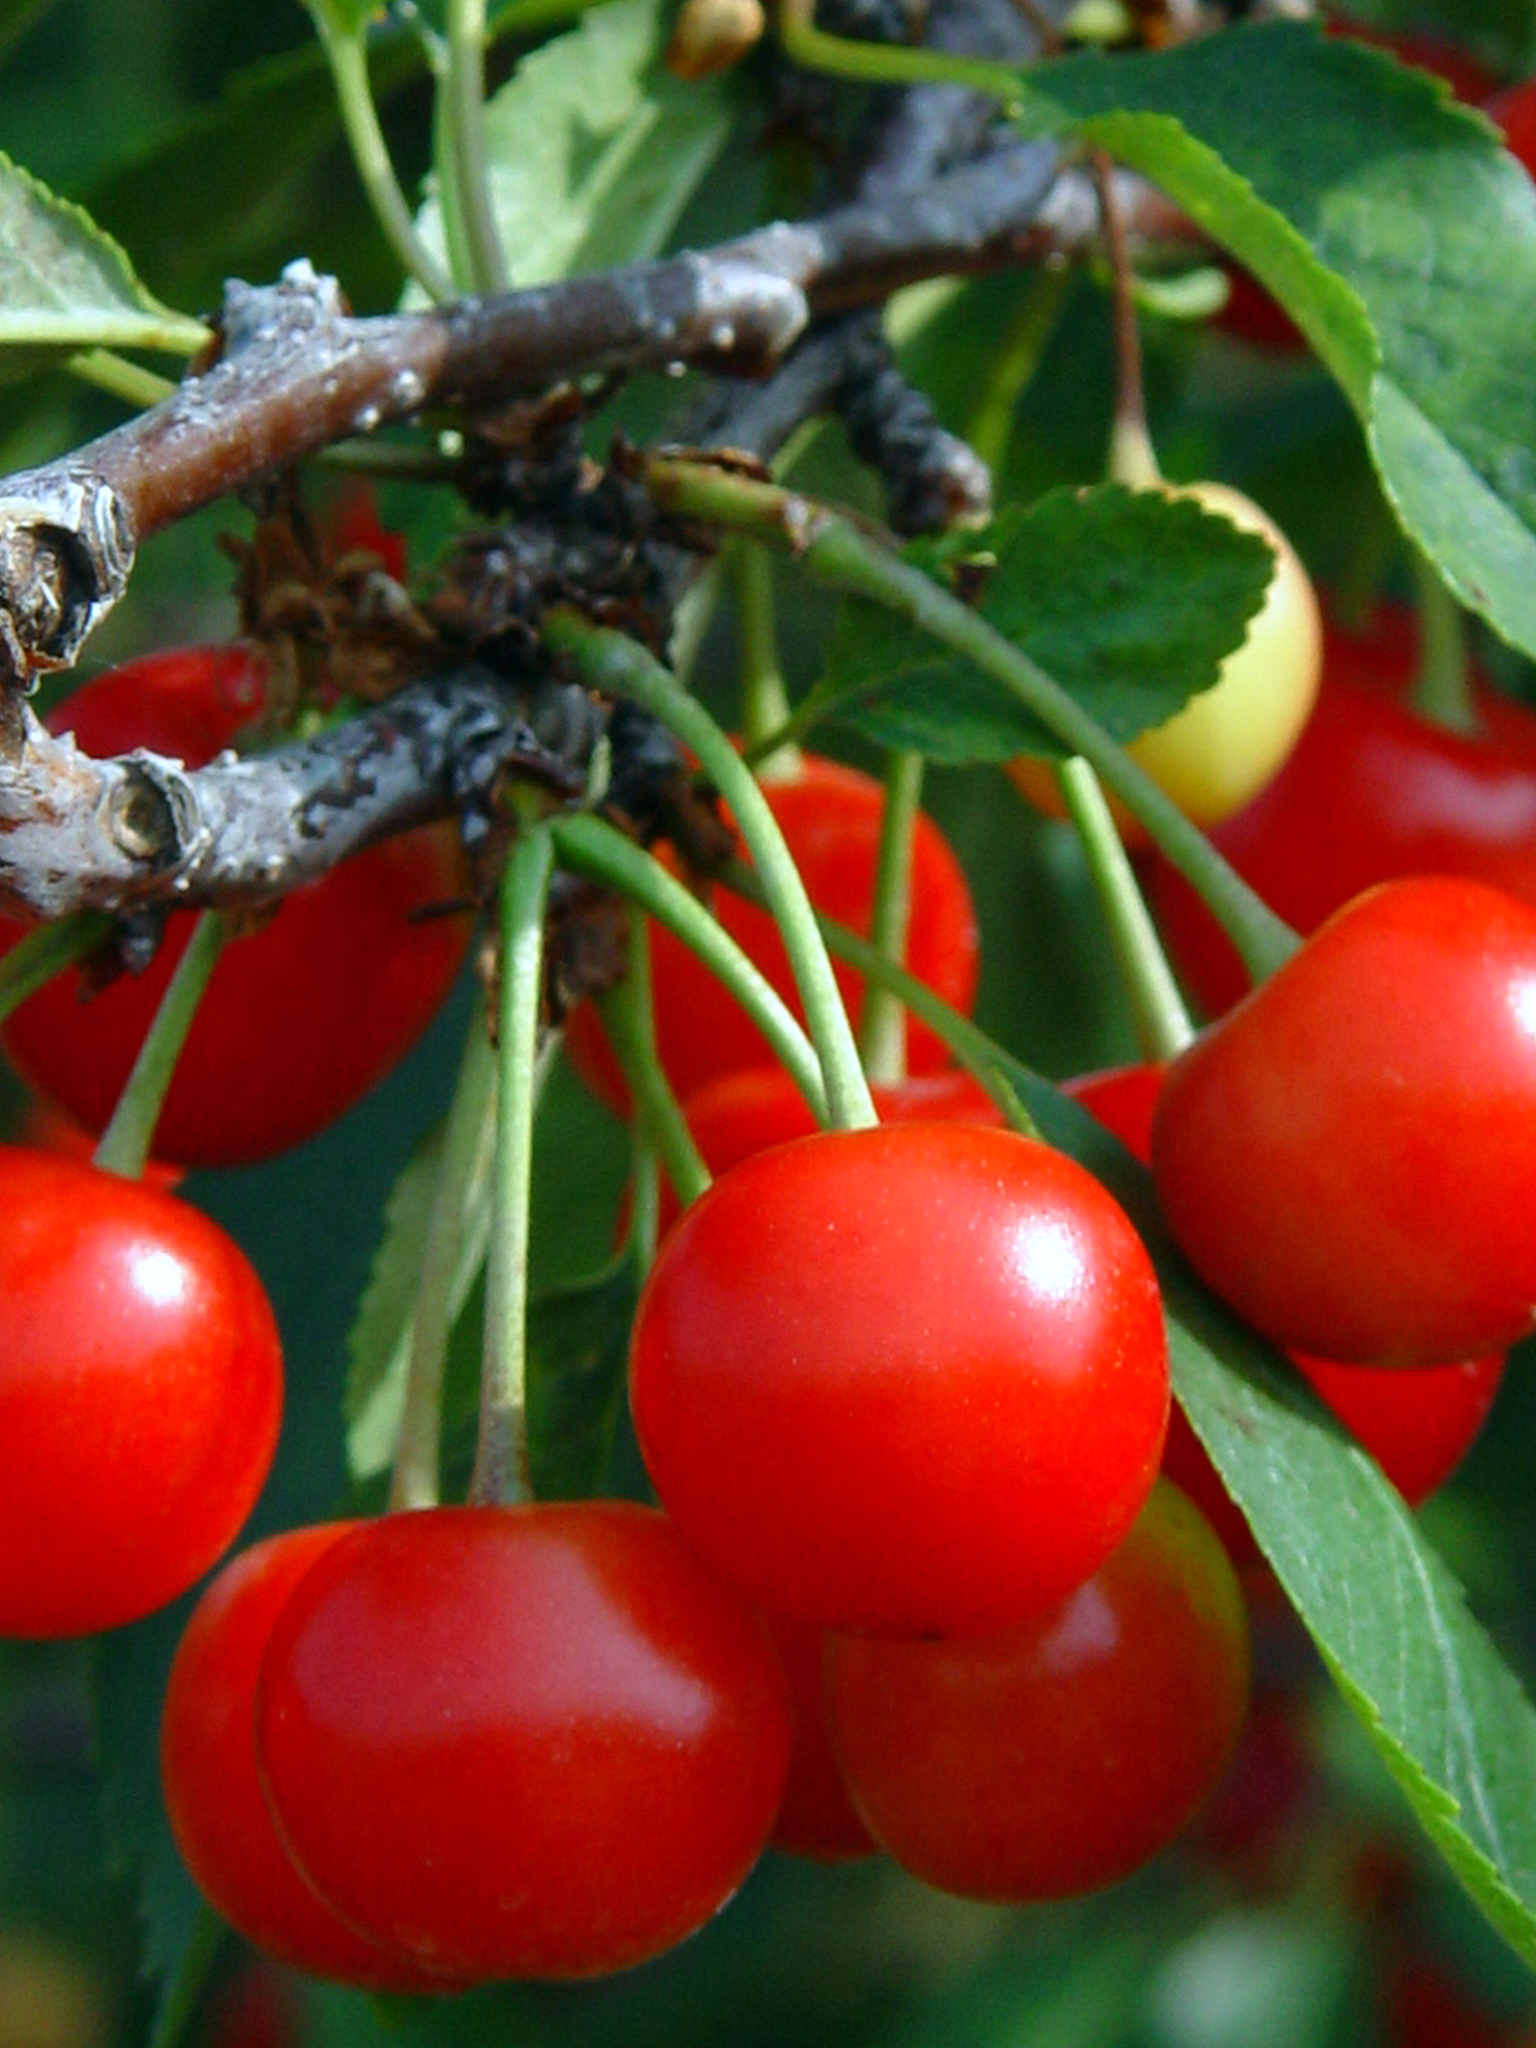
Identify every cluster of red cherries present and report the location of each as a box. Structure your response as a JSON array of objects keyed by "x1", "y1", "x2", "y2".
[{"x1": 6, "y1": 133, "x2": 1536, "y2": 1978}]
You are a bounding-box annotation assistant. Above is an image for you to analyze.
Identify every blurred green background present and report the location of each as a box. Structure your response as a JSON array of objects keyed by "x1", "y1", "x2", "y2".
[{"x1": 6, "y1": 2, "x2": 1536, "y2": 2044}]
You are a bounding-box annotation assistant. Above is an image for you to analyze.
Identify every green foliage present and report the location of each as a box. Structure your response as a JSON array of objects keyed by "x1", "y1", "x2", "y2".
[
  {"x1": 343, "y1": 1122, "x2": 447, "y2": 1481},
  {"x1": 409, "y1": 0, "x2": 734, "y2": 293},
  {"x1": 525, "y1": 1256, "x2": 639, "y2": 1500},
  {"x1": 1015, "y1": 22, "x2": 1536, "y2": 657},
  {"x1": 1014, "y1": 1071, "x2": 1536, "y2": 1971},
  {"x1": 0, "y1": 154, "x2": 207, "y2": 355},
  {"x1": 300, "y1": 0, "x2": 381, "y2": 37},
  {"x1": 812, "y1": 485, "x2": 1274, "y2": 764}
]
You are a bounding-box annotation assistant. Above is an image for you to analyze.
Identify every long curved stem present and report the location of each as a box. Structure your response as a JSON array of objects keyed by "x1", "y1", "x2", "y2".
[
  {"x1": 317, "y1": 17, "x2": 456, "y2": 304},
  {"x1": 550, "y1": 814, "x2": 829, "y2": 1123},
  {"x1": 857, "y1": 748, "x2": 923, "y2": 1086},
  {"x1": 444, "y1": 0, "x2": 510, "y2": 294},
  {"x1": 1055, "y1": 756, "x2": 1193, "y2": 1062},
  {"x1": 735, "y1": 543, "x2": 801, "y2": 779},
  {"x1": 597, "y1": 905, "x2": 711, "y2": 1210},
  {"x1": 93, "y1": 912, "x2": 225, "y2": 1180},
  {"x1": 470, "y1": 825, "x2": 553, "y2": 1508},
  {"x1": 642, "y1": 457, "x2": 1299, "y2": 986},
  {"x1": 776, "y1": 0, "x2": 1021, "y2": 95},
  {"x1": 0, "y1": 911, "x2": 113, "y2": 1027},
  {"x1": 544, "y1": 616, "x2": 876, "y2": 1128}
]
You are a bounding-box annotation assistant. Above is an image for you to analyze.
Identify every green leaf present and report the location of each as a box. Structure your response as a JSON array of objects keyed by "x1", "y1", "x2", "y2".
[
  {"x1": 92, "y1": 1599, "x2": 207, "y2": 2001},
  {"x1": 409, "y1": 0, "x2": 734, "y2": 294},
  {"x1": 301, "y1": 0, "x2": 381, "y2": 35},
  {"x1": 344, "y1": 1107, "x2": 496, "y2": 1485},
  {"x1": 0, "y1": 154, "x2": 208, "y2": 354},
  {"x1": 343, "y1": 1124, "x2": 444, "y2": 1482},
  {"x1": 526, "y1": 1256, "x2": 638, "y2": 1500},
  {"x1": 1005, "y1": 1066, "x2": 1536, "y2": 1970},
  {"x1": 1013, "y1": 22, "x2": 1536, "y2": 657},
  {"x1": 810, "y1": 484, "x2": 1274, "y2": 764}
]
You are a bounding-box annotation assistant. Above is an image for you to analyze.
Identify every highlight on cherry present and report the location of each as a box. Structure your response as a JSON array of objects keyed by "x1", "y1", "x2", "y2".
[{"x1": 3, "y1": 6, "x2": 1536, "y2": 2043}]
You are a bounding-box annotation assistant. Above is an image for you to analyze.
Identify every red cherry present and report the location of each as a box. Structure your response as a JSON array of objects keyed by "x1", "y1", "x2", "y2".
[
  {"x1": 1384, "y1": 1955, "x2": 1514, "y2": 2048},
  {"x1": 661, "y1": 1063, "x2": 1002, "y2": 1229},
  {"x1": 629, "y1": 1121, "x2": 1169, "y2": 1636},
  {"x1": 825, "y1": 1480, "x2": 1250, "y2": 1901},
  {"x1": 0, "y1": 1147, "x2": 282, "y2": 1638},
  {"x1": 324, "y1": 482, "x2": 409, "y2": 583},
  {"x1": 1153, "y1": 877, "x2": 1536, "y2": 1366},
  {"x1": 0, "y1": 646, "x2": 472, "y2": 1167},
  {"x1": 1064, "y1": 1064, "x2": 1503, "y2": 1560},
  {"x1": 1491, "y1": 79, "x2": 1536, "y2": 178},
  {"x1": 19, "y1": 1097, "x2": 184, "y2": 1194},
  {"x1": 162, "y1": 1525, "x2": 459, "y2": 1991},
  {"x1": 764, "y1": 1616, "x2": 877, "y2": 1864},
  {"x1": 562, "y1": 754, "x2": 979, "y2": 1115},
  {"x1": 1147, "y1": 605, "x2": 1536, "y2": 1017},
  {"x1": 255, "y1": 1502, "x2": 792, "y2": 1982}
]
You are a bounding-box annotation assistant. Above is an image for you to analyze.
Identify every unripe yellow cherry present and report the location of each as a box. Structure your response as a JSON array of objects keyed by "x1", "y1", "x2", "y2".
[{"x1": 1009, "y1": 483, "x2": 1322, "y2": 836}]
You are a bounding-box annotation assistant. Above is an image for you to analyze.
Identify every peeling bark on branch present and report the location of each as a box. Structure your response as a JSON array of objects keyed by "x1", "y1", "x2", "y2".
[
  {"x1": 0, "y1": 667, "x2": 639, "y2": 922},
  {"x1": 0, "y1": 142, "x2": 1060, "y2": 693}
]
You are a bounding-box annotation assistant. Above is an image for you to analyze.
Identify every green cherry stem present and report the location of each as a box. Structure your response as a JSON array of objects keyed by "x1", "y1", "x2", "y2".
[
  {"x1": 857, "y1": 749, "x2": 924, "y2": 1087},
  {"x1": 443, "y1": 0, "x2": 510, "y2": 294},
  {"x1": 734, "y1": 542, "x2": 802, "y2": 779},
  {"x1": 315, "y1": 14, "x2": 456, "y2": 304},
  {"x1": 549, "y1": 814, "x2": 829, "y2": 1122},
  {"x1": 66, "y1": 351, "x2": 181, "y2": 409},
  {"x1": 92, "y1": 911, "x2": 226, "y2": 1181},
  {"x1": 641, "y1": 456, "x2": 1300, "y2": 986},
  {"x1": 0, "y1": 911, "x2": 114, "y2": 1027},
  {"x1": 721, "y1": 856, "x2": 1039, "y2": 1135},
  {"x1": 597, "y1": 903, "x2": 712, "y2": 1211},
  {"x1": 543, "y1": 612, "x2": 876, "y2": 1128},
  {"x1": 470, "y1": 822, "x2": 554, "y2": 1509},
  {"x1": 1054, "y1": 756, "x2": 1194, "y2": 1061},
  {"x1": 390, "y1": 1019, "x2": 499, "y2": 1512},
  {"x1": 776, "y1": 0, "x2": 1020, "y2": 96}
]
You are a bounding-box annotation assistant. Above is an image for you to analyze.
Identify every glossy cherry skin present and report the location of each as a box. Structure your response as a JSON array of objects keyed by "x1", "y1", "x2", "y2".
[
  {"x1": 0, "y1": 1148, "x2": 282, "y2": 1638},
  {"x1": 0, "y1": 646, "x2": 473, "y2": 1166},
  {"x1": 630, "y1": 1122, "x2": 1170, "y2": 1637},
  {"x1": 162, "y1": 1525, "x2": 459, "y2": 1991},
  {"x1": 256, "y1": 1502, "x2": 792, "y2": 1982},
  {"x1": 1153, "y1": 877, "x2": 1536, "y2": 1366},
  {"x1": 563, "y1": 754, "x2": 979, "y2": 1115},
  {"x1": 661, "y1": 1063, "x2": 1003, "y2": 1230},
  {"x1": 764, "y1": 1616, "x2": 877, "y2": 1864},
  {"x1": 1064, "y1": 1063, "x2": 1503, "y2": 1562},
  {"x1": 1148, "y1": 605, "x2": 1536, "y2": 1017},
  {"x1": 825, "y1": 1480, "x2": 1250, "y2": 1901}
]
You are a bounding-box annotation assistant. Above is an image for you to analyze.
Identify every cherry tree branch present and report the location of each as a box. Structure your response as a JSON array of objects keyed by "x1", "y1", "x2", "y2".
[
  {"x1": 0, "y1": 141, "x2": 1062, "y2": 700},
  {"x1": 0, "y1": 666, "x2": 626, "y2": 921}
]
